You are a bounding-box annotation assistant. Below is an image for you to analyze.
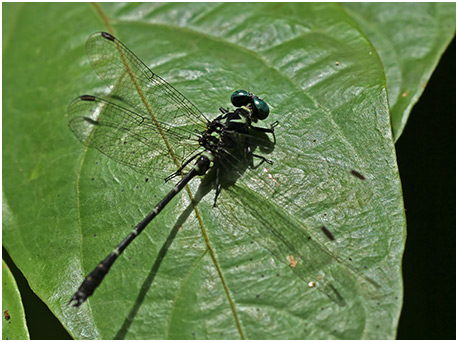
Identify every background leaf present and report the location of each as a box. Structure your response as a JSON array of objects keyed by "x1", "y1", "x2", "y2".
[
  {"x1": 2, "y1": 259, "x2": 30, "y2": 340},
  {"x1": 343, "y1": 3, "x2": 456, "y2": 141},
  {"x1": 3, "y1": 2, "x2": 452, "y2": 339}
]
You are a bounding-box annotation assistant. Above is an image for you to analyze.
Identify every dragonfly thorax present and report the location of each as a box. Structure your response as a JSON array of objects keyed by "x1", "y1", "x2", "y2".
[{"x1": 199, "y1": 107, "x2": 254, "y2": 156}]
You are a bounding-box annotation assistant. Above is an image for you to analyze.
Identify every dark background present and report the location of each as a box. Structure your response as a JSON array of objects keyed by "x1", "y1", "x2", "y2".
[
  {"x1": 3, "y1": 38, "x2": 455, "y2": 340},
  {"x1": 396, "y1": 37, "x2": 456, "y2": 340}
]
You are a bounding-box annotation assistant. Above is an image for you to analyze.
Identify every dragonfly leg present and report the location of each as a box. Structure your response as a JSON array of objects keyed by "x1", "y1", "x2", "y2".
[
  {"x1": 213, "y1": 166, "x2": 222, "y2": 207},
  {"x1": 245, "y1": 144, "x2": 273, "y2": 168},
  {"x1": 219, "y1": 107, "x2": 229, "y2": 114},
  {"x1": 250, "y1": 120, "x2": 279, "y2": 144},
  {"x1": 252, "y1": 153, "x2": 273, "y2": 168},
  {"x1": 165, "y1": 152, "x2": 201, "y2": 182}
]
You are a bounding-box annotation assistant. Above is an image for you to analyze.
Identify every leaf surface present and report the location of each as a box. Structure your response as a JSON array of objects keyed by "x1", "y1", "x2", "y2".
[
  {"x1": 2, "y1": 259, "x2": 30, "y2": 340},
  {"x1": 1, "y1": 3, "x2": 417, "y2": 339},
  {"x1": 343, "y1": 3, "x2": 456, "y2": 141}
]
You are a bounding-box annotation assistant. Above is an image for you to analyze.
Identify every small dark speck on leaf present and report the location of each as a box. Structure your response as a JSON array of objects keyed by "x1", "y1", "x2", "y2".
[
  {"x1": 256, "y1": 294, "x2": 260, "y2": 298},
  {"x1": 145, "y1": 178, "x2": 149, "y2": 182}
]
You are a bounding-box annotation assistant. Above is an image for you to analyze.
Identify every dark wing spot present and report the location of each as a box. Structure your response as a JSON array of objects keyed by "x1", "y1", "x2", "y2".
[
  {"x1": 351, "y1": 170, "x2": 365, "y2": 180},
  {"x1": 321, "y1": 226, "x2": 335, "y2": 241}
]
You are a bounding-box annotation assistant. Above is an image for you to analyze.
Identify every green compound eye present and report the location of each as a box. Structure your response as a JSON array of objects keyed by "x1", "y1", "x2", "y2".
[
  {"x1": 253, "y1": 96, "x2": 269, "y2": 120},
  {"x1": 231, "y1": 89, "x2": 251, "y2": 107},
  {"x1": 230, "y1": 90, "x2": 270, "y2": 120}
]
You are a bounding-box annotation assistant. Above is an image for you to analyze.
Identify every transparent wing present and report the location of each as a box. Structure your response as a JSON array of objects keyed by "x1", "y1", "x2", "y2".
[
  {"x1": 67, "y1": 95, "x2": 202, "y2": 176},
  {"x1": 86, "y1": 32, "x2": 209, "y2": 128},
  {"x1": 213, "y1": 132, "x2": 382, "y2": 306}
]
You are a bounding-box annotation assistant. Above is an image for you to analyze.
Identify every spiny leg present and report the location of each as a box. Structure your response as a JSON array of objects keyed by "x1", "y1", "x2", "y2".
[
  {"x1": 165, "y1": 152, "x2": 201, "y2": 182},
  {"x1": 213, "y1": 165, "x2": 222, "y2": 207}
]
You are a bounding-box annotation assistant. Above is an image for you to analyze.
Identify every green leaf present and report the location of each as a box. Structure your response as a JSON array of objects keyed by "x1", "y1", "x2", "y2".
[
  {"x1": 342, "y1": 3, "x2": 456, "y2": 141},
  {"x1": 2, "y1": 3, "x2": 411, "y2": 339},
  {"x1": 2, "y1": 259, "x2": 30, "y2": 340}
]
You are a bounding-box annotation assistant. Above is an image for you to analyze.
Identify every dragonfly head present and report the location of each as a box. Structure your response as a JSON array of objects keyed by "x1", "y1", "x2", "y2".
[{"x1": 230, "y1": 89, "x2": 270, "y2": 122}]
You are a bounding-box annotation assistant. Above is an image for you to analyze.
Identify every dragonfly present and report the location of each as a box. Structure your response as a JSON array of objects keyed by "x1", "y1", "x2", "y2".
[{"x1": 67, "y1": 32, "x2": 378, "y2": 308}]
